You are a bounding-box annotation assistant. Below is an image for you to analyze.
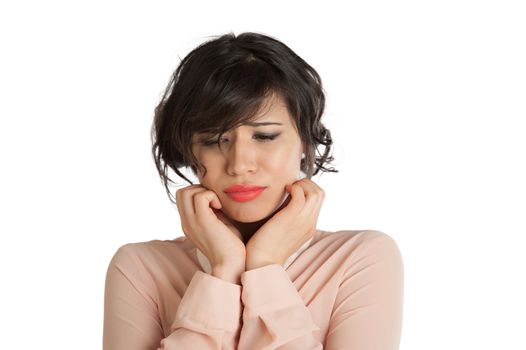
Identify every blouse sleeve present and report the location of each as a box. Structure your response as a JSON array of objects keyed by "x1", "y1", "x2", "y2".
[
  {"x1": 237, "y1": 233, "x2": 404, "y2": 350},
  {"x1": 238, "y1": 264, "x2": 322, "y2": 349},
  {"x1": 103, "y1": 244, "x2": 242, "y2": 350},
  {"x1": 324, "y1": 234, "x2": 404, "y2": 350}
]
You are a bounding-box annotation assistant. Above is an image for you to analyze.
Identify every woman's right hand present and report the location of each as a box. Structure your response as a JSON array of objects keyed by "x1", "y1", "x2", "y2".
[{"x1": 175, "y1": 184, "x2": 246, "y2": 271}]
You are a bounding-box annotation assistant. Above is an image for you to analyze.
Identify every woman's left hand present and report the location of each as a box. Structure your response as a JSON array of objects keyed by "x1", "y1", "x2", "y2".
[{"x1": 245, "y1": 178, "x2": 325, "y2": 270}]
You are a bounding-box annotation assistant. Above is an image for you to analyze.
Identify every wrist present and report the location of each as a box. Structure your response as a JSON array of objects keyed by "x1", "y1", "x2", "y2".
[
  {"x1": 211, "y1": 263, "x2": 244, "y2": 285},
  {"x1": 245, "y1": 250, "x2": 280, "y2": 271},
  {"x1": 246, "y1": 260, "x2": 276, "y2": 271}
]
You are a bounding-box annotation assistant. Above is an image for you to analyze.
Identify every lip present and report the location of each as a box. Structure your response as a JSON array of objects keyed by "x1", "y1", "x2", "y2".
[
  {"x1": 224, "y1": 184, "x2": 267, "y2": 193},
  {"x1": 224, "y1": 184, "x2": 267, "y2": 203}
]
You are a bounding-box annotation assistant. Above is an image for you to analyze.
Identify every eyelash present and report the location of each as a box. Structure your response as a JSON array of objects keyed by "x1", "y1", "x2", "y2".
[{"x1": 202, "y1": 133, "x2": 280, "y2": 146}]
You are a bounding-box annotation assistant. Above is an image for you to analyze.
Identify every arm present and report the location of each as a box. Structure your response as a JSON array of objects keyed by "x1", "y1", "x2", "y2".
[
  {"x1": 103, "y1": 245, "x2": 242, "y2": 350},
  {"x1": 237, "y1": 234, "x2": 404, "y2": 350},
  {"x1": 324, "y1": 234, "x2": 404, "y2": 350},
  {"x1": 238, "y1": 264, "x2": 322, "y2": 349}
]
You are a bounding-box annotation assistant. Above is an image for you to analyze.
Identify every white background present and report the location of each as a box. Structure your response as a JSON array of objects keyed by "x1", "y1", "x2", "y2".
[{"x1": 1, "y1": 1, "x2": 525, "y2": 349}]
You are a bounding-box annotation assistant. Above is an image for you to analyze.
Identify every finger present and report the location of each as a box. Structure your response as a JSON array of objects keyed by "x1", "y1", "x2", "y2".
[
  {"x1": 195, "y1": 185, "x2": 222, "y2": 209},
  {"x1": 176, "y1": 185, "x2": 204, "y2": 233},
  {"x1": 194, "y1": 190, "x2": 222, "y2": 219},
  {"x1": 213, "y1": 208, "x2": 234, "y2": 228},
  {"x1": 287, "y1": 181, "x2": 306, "y2": 212},
  {"x1": 299, "y1": 179, "x2": 322, "y2": 200},
  {"x1": 296, "y1": 179, "x2": 325, "y2": 216},
  {"x1": 191, "y1": 187, "x2": 222, "y2": 210},
  {"x1": 175, "y1": 185, "x2": 199, "y2": 214},
  {"x1": 179, "y1": 184, "x2": 206, "y2": 215},
  {"x1": 274, "y1": 192, "x2": 292, "y2": 213}
]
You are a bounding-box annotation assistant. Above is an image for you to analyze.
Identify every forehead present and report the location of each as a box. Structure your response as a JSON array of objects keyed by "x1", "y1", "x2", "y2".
[
  {"x1": 247, "y1": 93, "x2": 292, "y2": 124},
  {"x1": 194, "y1": 94, "x2": 295, "y2": 138}
]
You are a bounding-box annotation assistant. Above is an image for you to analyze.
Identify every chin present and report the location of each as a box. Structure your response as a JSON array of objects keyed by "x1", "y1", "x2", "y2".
[
  {"x1": 222, "y1": 192, "x2": 288, "y2": 223},
  {"x1": 222, "y1": 205, "x2": 271, "y2": 223}
]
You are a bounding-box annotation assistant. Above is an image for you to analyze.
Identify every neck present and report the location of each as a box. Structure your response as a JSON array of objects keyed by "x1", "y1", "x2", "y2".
[
  {"x1": 230, "y1": 215, "x2": 270, "y2": 244},
  {"x1": 229, "y1": 193, "x2": 292, "y2": 244}
]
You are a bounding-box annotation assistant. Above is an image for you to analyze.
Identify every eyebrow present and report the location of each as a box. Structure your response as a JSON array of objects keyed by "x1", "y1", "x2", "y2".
[{"x1": 194, "y1": 121, "x2": 284, "y2": 140}]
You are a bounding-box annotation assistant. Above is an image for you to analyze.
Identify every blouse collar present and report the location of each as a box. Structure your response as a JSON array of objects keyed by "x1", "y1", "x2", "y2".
[{"x1": 196, "y1": 235, "x2": 315, "y2": 274}]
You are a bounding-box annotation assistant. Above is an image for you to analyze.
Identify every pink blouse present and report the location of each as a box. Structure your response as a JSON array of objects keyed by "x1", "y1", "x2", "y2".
[{"x1": 103, "y1": 229, "x2": 404, "y2": 349}]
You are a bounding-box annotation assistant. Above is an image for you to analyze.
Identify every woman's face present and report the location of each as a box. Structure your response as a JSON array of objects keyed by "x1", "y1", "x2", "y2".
[{"x1": 191, "y1": 94, "x2": 304, "y2": 223}]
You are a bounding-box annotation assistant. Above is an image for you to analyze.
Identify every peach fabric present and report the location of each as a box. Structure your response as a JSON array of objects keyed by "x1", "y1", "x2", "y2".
[{"x1": 103, "y1": 229, "x2": 404, "y2": 349}]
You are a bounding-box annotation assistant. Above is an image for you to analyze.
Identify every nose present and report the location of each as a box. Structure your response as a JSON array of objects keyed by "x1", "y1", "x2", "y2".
[{"x1": 224, "y1": 135, "x2": 257, "y2": 176}]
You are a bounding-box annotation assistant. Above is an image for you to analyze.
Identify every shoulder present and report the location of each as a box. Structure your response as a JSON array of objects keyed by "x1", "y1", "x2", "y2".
[
  {"x1": 109, "y1": 237, "x2": 185, "y2": 265},
  {"x1": 315, "y1": 229, "x2": 403, "y2": 269},
  {"x1": 106, "y1": 237, "x2": 193, "y2": 283},
  {"x1": 317, "y1": 228, "x2": 400, "y2": 248},
  {"x1": 105, "y1": 237, "x2": 197, "y2": 301}
]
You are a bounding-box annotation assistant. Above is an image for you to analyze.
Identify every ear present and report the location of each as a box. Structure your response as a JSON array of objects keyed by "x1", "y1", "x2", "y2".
[{"x1": 301, "y1": 142, "x2": 307, "y2": 158}]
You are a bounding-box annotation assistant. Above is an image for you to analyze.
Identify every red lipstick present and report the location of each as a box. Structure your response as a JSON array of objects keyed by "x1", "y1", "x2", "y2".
[{"x1": 224, "y1": 184, "x2": 267, "y2": 202}]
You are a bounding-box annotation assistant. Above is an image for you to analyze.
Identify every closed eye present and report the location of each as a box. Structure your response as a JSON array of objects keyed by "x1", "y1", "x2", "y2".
[
  {"x1": 254, "y1": 133, "x2": 280, "y2": 141},
  {"x1": 201, "y1": 133, "x2": 281, "y2": 146}
]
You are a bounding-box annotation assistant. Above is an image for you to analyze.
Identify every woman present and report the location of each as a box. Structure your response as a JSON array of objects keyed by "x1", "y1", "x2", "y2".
[{"x1": 103, "y1": 31, "x2": 404, "y2": 350}]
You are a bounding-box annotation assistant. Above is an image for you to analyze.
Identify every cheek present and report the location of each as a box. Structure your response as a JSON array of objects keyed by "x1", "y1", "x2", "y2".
[
  {"x1": 193, "y1": 153, "x2": 214, "y2": 184},
  {"x1": 265, "y1": 146, "x2": 301, "y2": 177}
]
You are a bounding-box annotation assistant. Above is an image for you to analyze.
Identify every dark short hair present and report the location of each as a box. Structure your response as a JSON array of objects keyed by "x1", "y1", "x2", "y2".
[{"x1": 151, "y1": 31, "x2": 338, "y2": 204}]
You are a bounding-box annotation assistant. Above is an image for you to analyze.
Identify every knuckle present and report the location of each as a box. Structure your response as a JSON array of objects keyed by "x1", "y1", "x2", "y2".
[
  {"x1": 194, "y1": 190, "x2": 208, "y2": 200},
  {"x1": 176, "y1": 187, "x2": 187, "y2": 198},
  {"x1": 180, "y1": 223, "x2": 188, "y2": 232}
]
